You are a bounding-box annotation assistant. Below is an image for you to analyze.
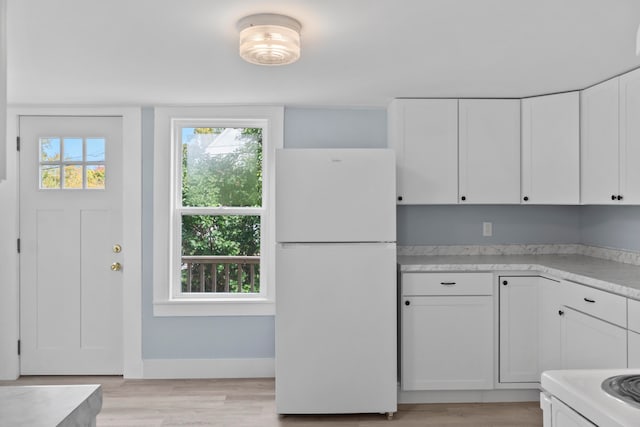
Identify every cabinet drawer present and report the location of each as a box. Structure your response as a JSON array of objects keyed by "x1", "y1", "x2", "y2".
[
  {"x1": 629, "y1": 299, "x2": 640, "y2": 333},
  {"x1": 402, "y1": 272, "x2": 493, "y2": 296},
  {"x1": 560, "y1": 280, "x2": 627, "y2": 327}
]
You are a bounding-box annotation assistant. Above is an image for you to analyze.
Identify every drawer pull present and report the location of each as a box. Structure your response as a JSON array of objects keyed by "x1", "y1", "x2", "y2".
[
  {"x1": 440, "y1": 282, "x2": 456, "y2": 286},
  {"x1": 584, "y1": 298, "x2": 596, "y2": 303}
]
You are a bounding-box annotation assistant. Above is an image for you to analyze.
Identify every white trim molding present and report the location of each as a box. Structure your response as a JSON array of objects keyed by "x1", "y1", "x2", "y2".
[
  {"x1": 0, "y1": 106, "x2": 142, "y2": 379},
  {"x1": 143, "y1": 358, "x2": 275, "y2": 379}
]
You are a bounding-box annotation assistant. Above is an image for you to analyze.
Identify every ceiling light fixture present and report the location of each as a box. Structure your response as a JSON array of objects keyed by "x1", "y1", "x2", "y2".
[{"x1": 237, "y1": 13, "x2": 301, "y2": 66}]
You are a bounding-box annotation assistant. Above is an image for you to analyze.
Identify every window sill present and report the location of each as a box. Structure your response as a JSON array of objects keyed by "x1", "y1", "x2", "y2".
[{"x1": 153, "y1": 298, "x2": 275, "y2": 317}]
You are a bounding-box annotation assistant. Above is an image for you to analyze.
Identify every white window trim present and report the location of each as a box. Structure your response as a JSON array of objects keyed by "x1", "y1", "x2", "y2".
[{"x1": 153, "y1": 106, "x2": 283, "y2": 316}]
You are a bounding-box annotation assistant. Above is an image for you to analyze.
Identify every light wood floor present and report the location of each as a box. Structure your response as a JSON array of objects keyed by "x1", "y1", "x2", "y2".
[{"x1": 0, "y1": 376, "x2": 543, "y2": 426}]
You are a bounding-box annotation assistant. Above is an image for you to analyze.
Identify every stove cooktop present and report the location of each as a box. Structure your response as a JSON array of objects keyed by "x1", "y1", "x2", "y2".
[{"x1": 602, "y1": 375, "x2": 640, "y2": 409}]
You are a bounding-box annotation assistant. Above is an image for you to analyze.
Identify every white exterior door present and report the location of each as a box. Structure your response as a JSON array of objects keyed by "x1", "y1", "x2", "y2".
[{"x1": 19, "y1": 116, "x2": 124, "y2": 374}]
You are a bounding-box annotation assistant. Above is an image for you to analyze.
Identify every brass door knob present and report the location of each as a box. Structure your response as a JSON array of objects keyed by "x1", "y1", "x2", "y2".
[{"x1": 110, "y1": 262, "x2": 122, "y2": 271}]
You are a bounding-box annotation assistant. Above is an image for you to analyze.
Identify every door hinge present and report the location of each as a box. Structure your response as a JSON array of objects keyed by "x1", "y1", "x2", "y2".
[
  {"x1": 17, "y1": 340, "x2": 20, "y2": 356},
  {"x1": 16, "y1": 136, "x2": 20, "y2": 151},
  {"x1": 17, "y1": 238, "x2": 20, "y2": 253}
]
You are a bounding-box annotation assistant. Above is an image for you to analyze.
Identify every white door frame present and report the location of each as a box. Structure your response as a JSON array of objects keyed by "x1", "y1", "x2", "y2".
[{"x1": 0, "y1": 106, "x2": 142, "y2": 379}]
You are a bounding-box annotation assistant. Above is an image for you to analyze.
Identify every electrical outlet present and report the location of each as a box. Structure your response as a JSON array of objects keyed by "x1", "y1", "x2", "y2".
[{"x1": 482, "y1": 222, "x2": 493, "y2": 237}]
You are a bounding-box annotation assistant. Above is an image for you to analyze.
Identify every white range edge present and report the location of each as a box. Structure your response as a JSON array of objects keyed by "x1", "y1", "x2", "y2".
[{"x1": 541, "y1": 369, "x2": 640, "y2": 427}]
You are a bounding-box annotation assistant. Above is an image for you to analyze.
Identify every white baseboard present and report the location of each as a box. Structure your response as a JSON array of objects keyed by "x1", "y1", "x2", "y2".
[
  {"x1": 398, "y1": 388, "x2": 540, "y2": 404},
  {"x1": 142, "y1": 358, "x2": 275, "y2": 379}
]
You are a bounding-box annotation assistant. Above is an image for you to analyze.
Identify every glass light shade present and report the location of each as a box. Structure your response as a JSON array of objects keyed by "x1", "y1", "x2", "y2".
[{"x1": 237, "y1": 14, "x2": 301, "y2": 66}]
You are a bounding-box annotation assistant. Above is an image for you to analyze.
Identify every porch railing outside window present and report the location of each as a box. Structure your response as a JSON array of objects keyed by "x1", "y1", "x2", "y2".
[{"x1": 182, "y1": 255, "x2": 260, "y2": 293}]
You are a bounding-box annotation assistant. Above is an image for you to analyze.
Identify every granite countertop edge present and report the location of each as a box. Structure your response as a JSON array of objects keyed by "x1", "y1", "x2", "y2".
[{"x1": 398, "y1": 254, "x2": 640, "y2": 300}]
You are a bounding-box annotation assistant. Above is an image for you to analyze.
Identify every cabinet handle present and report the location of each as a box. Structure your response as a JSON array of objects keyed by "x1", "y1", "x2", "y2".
[
  {"x1": 502, "y1": 280, "x2": 508, "y2": 286},
  {"x1": 558, "y1": 310, "x2": 564, "y2": 316},
  {"x1": 404, "y1": 300, "x2": 410, "y2": 306},
  {"x1": 618, "y1": 195, "x2": 623, "y2": 201},
  {"x1": 612, "y1": 194, "x2": 617, "y2": 200},
  {"x1": 523, "y1": 196, "x2": 529, "y2": 202},
  {"x1": 440, "y1": 282, "x2": 456, "y2": 286},
  {"x1": 584, "y1": 298, "x2": 596, "y2": 303},
  {"x1": 461, "y1": 196, "x2": 466, "y2": 201},
  {"x1": 398, "y1": 196, "x2": 403, "y2": 201}
]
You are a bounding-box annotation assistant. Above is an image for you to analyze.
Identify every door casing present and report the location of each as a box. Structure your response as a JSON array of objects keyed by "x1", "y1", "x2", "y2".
[{"x1": 0, "y1": 106, "x2": 142, "y2": 379}]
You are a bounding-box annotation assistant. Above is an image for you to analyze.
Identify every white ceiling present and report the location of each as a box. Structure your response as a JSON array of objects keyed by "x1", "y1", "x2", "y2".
[{"x1": 7, "y1": 0, "x2": 640, "y2": 107}]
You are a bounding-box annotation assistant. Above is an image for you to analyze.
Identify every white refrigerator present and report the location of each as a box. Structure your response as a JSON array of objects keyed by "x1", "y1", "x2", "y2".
[{"x1": 275, "y1": 148, "x2": 397, "y2": 417}]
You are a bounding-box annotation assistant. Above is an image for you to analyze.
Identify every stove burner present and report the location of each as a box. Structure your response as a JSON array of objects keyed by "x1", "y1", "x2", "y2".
[{"x1": 602, "y1": 375, "x2": 640, "y2": 409}]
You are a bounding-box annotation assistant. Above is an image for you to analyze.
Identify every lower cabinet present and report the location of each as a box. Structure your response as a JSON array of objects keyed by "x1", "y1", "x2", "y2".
[
  {"x1": 560, "y1": 307, "x2": 627, "y2": 369},
  {"x1": 401, "y1": 273, "x2": 493, "y2": 390},
  {"x1": 499, "y1": 276, "x2": 561, "y2": 383}
]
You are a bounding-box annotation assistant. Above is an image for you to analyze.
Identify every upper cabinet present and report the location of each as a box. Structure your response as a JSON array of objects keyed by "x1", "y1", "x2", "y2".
[
  {"x1": 581, "y1": 78, "x2": 621, "y2": 204},
  {"x1": 619, "y1": 68, "x2": 640, "y2": 204},
  {"x1": 582, "y1": 70, "x2": 640, "y2": 204},
  {"x1": 458, "y1": 99, "x2": 521, "y2": 204},
  {"x1": 390, "y1": 64, "x2": 640, "y2": 206},
  {"x1": 389, "y1": 99, "x2": 458, "y2": 204},
  {"x1": 521, "y1": 92, "x2": 580, "y2": 204}
]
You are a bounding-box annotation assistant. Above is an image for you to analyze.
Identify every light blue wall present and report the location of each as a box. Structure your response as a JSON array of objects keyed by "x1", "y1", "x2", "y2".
[
  {"x1": 141, "y1": 107, "x2": 274, "y2": 359},
  {"x1": 284, "y1": 107, "x2": 387, "y2": 149},
  {"x1": 581, "y1": 206, "x2": 640, "y2": 252},
  {"x1": 141, "y1": 106, "x2": 640, "y2": 359},
  {"x1": 398, "y1": 205, "x2": 581, "y2": 246}
]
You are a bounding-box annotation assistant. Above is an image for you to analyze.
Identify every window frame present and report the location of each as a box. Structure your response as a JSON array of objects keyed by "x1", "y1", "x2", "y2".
[{"x1": 153, "y1": 106, "x2": 283, "y2": 316}]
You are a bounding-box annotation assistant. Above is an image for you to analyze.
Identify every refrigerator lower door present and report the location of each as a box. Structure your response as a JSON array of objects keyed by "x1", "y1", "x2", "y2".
[{"x1": 275, "y1": 242, "x2": 397, "y2": 415}]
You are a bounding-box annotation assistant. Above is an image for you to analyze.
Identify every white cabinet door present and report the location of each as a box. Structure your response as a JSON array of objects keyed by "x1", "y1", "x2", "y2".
[
  {"x1": 401, "y1": 295, "x2": 493, "y2": 390},
  {"x1": 551, "y1": 397, "x2": 596, "y2": 427},
  {"x1": 499, "y1": 276, "x2": 540, "y2": 383},
  {"x1": 521, "y1": 92, "x2": 580, "y2": 204},
  {"x1": 619, "y1": 67, "x2": 640, "y2": 204},
  {"x1": 539, "y1": 277, "x2": 562, "y2": 374},
  {"x1": 389, "y1": 99, "x2": 459, "y2": 204},
  {"x1": 581, "y1": 78, "x2": 620, "y2": 204},
  {"x1": 458, "y1": 99, "x2": 521, "y2": 204},
  {"x1": 560, "y1": 307, "x2": 627, "y2": 369},
  {"x1": 629, "y1": 331, "x2": 640, "y2": 368},
  {"x1": 499, "y1": 276, "x2": 561, "y2": 384}
]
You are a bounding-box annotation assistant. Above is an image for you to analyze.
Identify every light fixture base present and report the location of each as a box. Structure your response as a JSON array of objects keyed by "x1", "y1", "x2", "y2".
[{"x1": 237, "y1": 13, "x2": 302, "y2": 66}]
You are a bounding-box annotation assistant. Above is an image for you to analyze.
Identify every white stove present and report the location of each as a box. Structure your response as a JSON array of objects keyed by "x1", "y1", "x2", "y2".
[{"x1": 541, "y1": 369, "x2": 640, "y2": 427}]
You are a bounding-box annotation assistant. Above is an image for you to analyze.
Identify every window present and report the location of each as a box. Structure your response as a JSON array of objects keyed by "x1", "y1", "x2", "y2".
[
  {"x1": 153, "y1": 107, "x2": 283, "y2": 316},
  {"x1": 39, "y1": 136, "x2": 106, "y2": 189}
]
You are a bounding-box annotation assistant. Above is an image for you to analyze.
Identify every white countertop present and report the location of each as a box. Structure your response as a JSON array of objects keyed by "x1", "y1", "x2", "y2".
[
  {"x1": 0, "y1": 384, "x2": 102, "y2": 427},
  {"x1": 398, "y1": 254, "x2": 640, "y2": 299},
  {"x1": 542, "y1": 369, "x2": 640, "y2": 427}
]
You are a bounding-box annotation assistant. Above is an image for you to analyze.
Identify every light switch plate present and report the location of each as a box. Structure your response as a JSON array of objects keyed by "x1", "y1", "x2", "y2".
[{"x1": 483, "y1": 222, "x2": 493, "y2": 237}]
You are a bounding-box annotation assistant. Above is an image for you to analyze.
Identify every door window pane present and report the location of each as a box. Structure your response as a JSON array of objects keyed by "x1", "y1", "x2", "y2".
[
  {"x1": 40, "y1": 165, "x2": 61, "y2": 189},
  {"x1": 64, "y1": 165, "x2": 83, "y2": 189},
  {"x1": 63, "y1": 138, "x2": 83, "y2": 161},
  {"x1": 181, "y1": 127, "x2": 262, "y2": 207},
  {"x1": 86, "y1": 165, "x2": 106, "y2": 189},
  {"x1": 40, "y1": 138, "x2": 60, "y2": 162},
  {"x1": 86, "y1": 138, "x2": 105, "y2": 161}
]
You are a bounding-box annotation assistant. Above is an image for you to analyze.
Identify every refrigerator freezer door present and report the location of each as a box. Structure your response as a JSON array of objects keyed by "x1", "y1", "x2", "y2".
[
  {"x1": 275, "y1": 242, "x2": 397, "y2": 414},
  {"x1": 276, "y1": 149, "x2": 396, "y2": 243}
]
